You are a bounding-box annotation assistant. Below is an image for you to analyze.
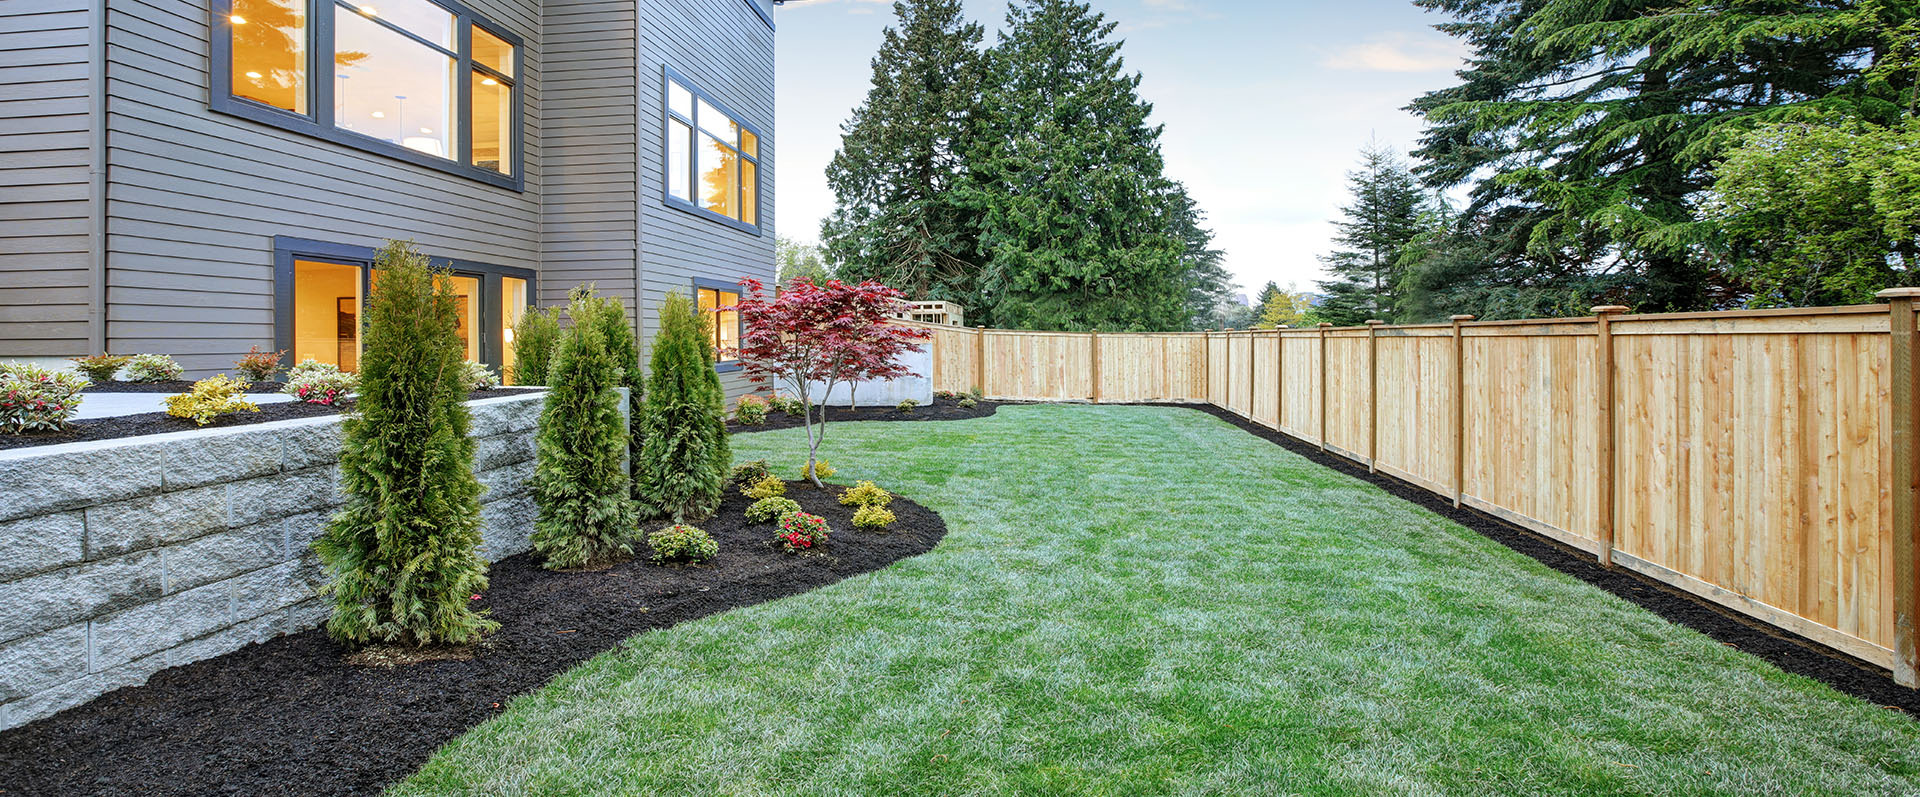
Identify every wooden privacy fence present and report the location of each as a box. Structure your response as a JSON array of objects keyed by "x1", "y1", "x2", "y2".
[{"x1": 911, "y1": 295, "x2": 1920, "y2": 686}]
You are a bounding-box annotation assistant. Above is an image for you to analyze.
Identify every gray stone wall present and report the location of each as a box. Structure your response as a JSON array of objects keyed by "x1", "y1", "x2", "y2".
[{"x1": 0, "y1": 392, "x2": 546, "y2": 731}]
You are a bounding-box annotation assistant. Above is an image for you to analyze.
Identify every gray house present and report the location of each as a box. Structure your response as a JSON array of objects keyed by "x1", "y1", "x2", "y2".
[{"x1": 2, "y1": 0, "x2": 776, "y2": 392}]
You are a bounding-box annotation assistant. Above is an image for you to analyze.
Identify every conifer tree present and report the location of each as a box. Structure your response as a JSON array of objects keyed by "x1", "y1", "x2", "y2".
[
  {"x1": 823, "y1": 0, "x2": 987, "y2": 306},
  {"x1": 509, "y1": 305, "x2": 560, "y2": 385},
  {"x1": 315, "y1": 240, "x2": 495, "y2": 647},
  {"x1": 1315, "y1": 142, "x2": 1423, "y2": 326},
  {"x1": 529, "y1": 286, "x2": 640, "y2": 569},
  {"x1": 964, "y1": 0, "x2": 1191, "y2": 331},
  {"x1": 634, "y1": 292, "x2": 731, "y2": 522},
  {"x1": 592, "y1": 299, "x2": 646, "y2": 497}
]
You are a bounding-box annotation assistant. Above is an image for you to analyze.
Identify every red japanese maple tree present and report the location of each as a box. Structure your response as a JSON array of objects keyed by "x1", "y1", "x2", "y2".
[{"x1": 732, "y1": 277, "x2": 931, "y2": 485}]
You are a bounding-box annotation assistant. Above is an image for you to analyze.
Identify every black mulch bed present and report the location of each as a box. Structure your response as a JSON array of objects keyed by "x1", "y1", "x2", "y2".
[
  {"x1": 0, "y1": 388, "x2": 541, "y2": 452},
  {"x1": 1161, "y1": 402, "x2": 1920, "y2": 718},
  {"x1": 0, "y1": 480, "x2": 946, "y2": 796},
  {"x1": 729, "y1": 394, "x2": 1001, "y2": 433},
  {"x1": 83, "y1": 380, "x2": 288, "y2": 394}
]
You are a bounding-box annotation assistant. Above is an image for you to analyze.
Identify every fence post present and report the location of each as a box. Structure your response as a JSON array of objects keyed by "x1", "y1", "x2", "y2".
[
  {"x1": 1245, "y1": 328, "x2": 1256, "y2": 418},
  {"x1": 1276, "y1": 327, "x2": 1287, "y2": 431},
  {"x1": 1090, "y1": 329, "x2": 1101, "y2": 404},
  {"x1": 1450, "y1": 314, "x2": 1475, "y2": 508},
  {"x1": 1879, "y1": 288, "x2": 1920, "y2": 687},
  {"x1": 975, "y1": 326, "x2": 987, "y2": 398},
  {"x1": 1203, "y1": 329, "x2": 1213, "y2": 405},
  {"x1": 1365, "y1": 320, "x2": 1384, "y2": 473},
  {"x1": 1592, "y1": 305, "x2": 1629, "y2": 569},
  {"x1": 1317, "y1": 323, "x2": 1331, "y2": 452}
]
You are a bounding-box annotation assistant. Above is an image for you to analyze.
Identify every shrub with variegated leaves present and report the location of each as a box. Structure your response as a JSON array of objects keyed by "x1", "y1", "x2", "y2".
[{"x1": 0, "y1": 362, "x2": 88, "y2": 434}]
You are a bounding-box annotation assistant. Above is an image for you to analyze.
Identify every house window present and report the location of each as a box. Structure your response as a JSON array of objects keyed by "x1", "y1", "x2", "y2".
[
  {"x1": 214, "y1": 0, "x2": 523, "y2": 189},
  {"x1": 501, "y1": 276, "x2": 528, "y2": 384},
  {"x1": 697, "y1": 284, "x2": 741, "y2": 363},
  {"x1": 665, "y1": 70, "x2": 761, "y2": 232}
]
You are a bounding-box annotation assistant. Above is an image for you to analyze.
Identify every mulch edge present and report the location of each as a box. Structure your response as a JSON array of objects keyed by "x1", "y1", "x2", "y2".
[{"x1": 1140, "y1": 401, "x2": 1919, "y2": 715}]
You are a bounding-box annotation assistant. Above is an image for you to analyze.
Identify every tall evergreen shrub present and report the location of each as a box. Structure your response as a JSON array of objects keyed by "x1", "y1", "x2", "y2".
[
  {"x1": 634, "y1": 292, "x2": 731, "y2": 522},
  {"x1": 592, "y1": 299, "x2": 647, "y2": 497},
  {"x1": 314, "y1": 240, "x2": 496, "y2": 647},
  {"x1": 530, "y1": 286, "x2": 640, "y2": 568},
  {"x1": 509, "y1": 305, "x2": 561, "y2": 385}
]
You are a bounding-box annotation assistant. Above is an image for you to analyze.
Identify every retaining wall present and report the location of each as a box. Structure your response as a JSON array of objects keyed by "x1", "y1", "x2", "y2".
[{"x1": 0, "y1": 392, "x2": 547, "y2": 730}]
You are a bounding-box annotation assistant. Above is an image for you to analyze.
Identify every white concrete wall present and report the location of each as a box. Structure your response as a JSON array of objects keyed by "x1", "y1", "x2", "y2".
[{"x1": 808, "y1": 347, "x2": 932, "y2": 407}]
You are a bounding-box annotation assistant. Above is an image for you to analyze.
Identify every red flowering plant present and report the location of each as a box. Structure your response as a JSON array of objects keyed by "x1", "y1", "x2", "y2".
[
  {"x1": 731, "y1": 277, "x2": 931, "y2": 486},
  {"x1": 775, "y1": 510, "x2": 830, "y2": 553}
]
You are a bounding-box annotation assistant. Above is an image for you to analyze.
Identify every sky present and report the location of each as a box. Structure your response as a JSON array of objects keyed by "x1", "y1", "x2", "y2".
[{"x1": 771, "y1": 0, "x2": 1474, "y2": 300}]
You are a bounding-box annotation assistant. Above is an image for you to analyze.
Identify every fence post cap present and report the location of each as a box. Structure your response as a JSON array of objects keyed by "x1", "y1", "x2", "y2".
[
  {"x1": 1449, "y1": 314, "x2": 1476, "y2": 322},
  {"x1": 1316, "y1": 322, "x2": 1333, "y2": 328},
  {"x1": 1365, "y1": 319, "x2": 1385, "y2": 326},
  {"x1": 1590, "y1": 305, "x2": 1630, "y2": 314},
  {"x1": 1877, "y1": 288, "x2": 1920, "y2": 299}
]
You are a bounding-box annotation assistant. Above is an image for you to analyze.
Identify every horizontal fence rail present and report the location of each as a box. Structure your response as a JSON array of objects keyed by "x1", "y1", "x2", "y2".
[{"x1": 906, "y1": 299, "x2": 1920, "y2": 686}]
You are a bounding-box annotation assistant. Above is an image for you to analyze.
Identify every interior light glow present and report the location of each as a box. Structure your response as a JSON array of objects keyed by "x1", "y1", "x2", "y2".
[
  {"x1": 481, "y1": 78, "x2": 498, "y2": 86},
  {"x1": 245, "y1": 71, "x2": 263, "y2": 79},
  {"x1": 359, "y1": 5, "x2": 377, "y2": 15},
  {"x1": 229, "y1": 14, "x2": 246, "y2": 23},
  {"x1": 371, "y1": 111, "x2": 385, "y2": 118},
  {"x1": 420, "y1": 127, "x2": 433, "y2": 134}
]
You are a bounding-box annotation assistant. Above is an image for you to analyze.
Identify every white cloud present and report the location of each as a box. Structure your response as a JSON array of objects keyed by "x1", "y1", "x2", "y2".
[{"x1": 1319, "y1": 31, "x2": 1469, "y2": 73}]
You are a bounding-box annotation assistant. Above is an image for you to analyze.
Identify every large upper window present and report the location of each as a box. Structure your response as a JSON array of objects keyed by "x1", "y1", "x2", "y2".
[
  {"x1": 218, "y1": 0, "x2": 522, "y2": 189},
  {"x1": 665, "y1": 70, "x2": 761, "y2": 232}
]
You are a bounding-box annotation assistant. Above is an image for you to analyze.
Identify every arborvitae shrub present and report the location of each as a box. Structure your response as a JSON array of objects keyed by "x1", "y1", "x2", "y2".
[
  {"x1": 313, "y1": 240, "x2": 496, "y2": 647},
  {"x1": 509, "y1": 305, "x2": 561, "y2": 386},
  {"x1": 592, "y1": 299, "x2": 645, "y2": 498},
  {"x1": 634, "y1": 292, "x2": 731, "y2": 522},
  {"x1": 530, "y1": 286, "x2": 641, "y2": 569}
]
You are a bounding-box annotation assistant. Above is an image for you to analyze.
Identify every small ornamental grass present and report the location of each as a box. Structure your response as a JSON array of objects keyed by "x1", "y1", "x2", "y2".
[
  {"x1": 838, "y1": 480, "x2": 892, "y2": 509},
  {"x1": 123, "y1": 353, "x2": 184, "y2": 382},
  {"x1": 647, "y1": 524, "x2": 718, "y2": 564},
  {"x1": 70, "y1": 354, "x2": 128, "y2": 382},
  {"x1": 462, "y1": 361, "x2": 501, "y2": 391},
  {"x1": 730, "y1": 460, "x2": 773, "y2": 491},
  {"x1": 852, "y1": 504, "x2": 896, "y2": 531},
  {"x1": 734, "y1": 394, "x2": 768, "y2": 425},
  {"x1": 283, "y1": 359, "x2": 358, "y2": 405},
  {"x1": 164, "y1": 375, "x2": 260, "y2": 426},
  {"x1": 745, "y1": 496, "x2": 801, "y2": 524},
  {"x1": 233, "y1": 346, "x2": 286, "y2": 382},
  {"x1": 775, "y1": 510, "x2": 829, "y2": 553},
  {"x1": 0, "y1": 362, "x2": 88, "y2": 434},
  {"x1": 744, "y1": 474, "x2": 787, "y2": 500}
]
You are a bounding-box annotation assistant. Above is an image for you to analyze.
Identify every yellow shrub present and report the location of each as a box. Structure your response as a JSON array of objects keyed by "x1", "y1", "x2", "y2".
[
  {"x1": 164, "y1": 375, "x2": 260, "y2": 426},
  {"x1": 838, "y1": 480, "x2": 892, "y2": 509},
  {"x1": 744, "y1": 475, "x2": 787, "y2": 500},
  {"x1": 853, "y1": 504, "x2": 896, "y2": 531},
  {"x1": 802, "y1": 459, "x2": 835, "y2": 480}
]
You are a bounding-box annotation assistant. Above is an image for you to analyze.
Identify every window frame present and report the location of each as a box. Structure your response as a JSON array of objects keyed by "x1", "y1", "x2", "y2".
[
  {"x1": 272, "y1": 236, "x2": 536, "y2": 375},
  {"x1": 693, "y1": 276, "x2": 745, "y2": 373},
  {"x1": 210, "y1": 0, "x2": 526, "y2": 191},
  {"x1": 662, "y1": 66, "x2": 763, "y2": 235}
]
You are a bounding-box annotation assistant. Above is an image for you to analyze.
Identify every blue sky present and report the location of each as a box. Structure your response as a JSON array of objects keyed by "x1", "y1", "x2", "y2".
[{"x1": 773, "y1": 0, "x2": 1472, "y2": 300}]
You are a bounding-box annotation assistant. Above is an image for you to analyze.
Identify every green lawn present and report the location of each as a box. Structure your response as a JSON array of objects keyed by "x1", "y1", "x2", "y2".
[{"x1": 396, "y1": 405, "x2": 1920, "y2": 795}]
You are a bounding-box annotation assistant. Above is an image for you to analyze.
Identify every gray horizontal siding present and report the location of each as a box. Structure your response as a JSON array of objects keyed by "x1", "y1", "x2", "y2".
[
  {"x1": 539, "y1": 0, "x2": 638, "y2": 322},
  {"x1": 0, "y1": 1, "x2": 92, "y2": 359},
  {"x1": 101, "y1": 0, "x2": 544, "y2": 375},
  {"x1": 639, "y1": 0, "x2": 776, "y2": 397}
]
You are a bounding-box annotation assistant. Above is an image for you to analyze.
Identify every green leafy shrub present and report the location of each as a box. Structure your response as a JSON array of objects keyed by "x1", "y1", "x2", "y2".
[
  {"x1": 647, "y1": 524, "x2": 718, "y2": 564},
  {"x1": 461, "y1": 360, "x2": 501, "y2": 391},
  {"x1": 233, "y1": 346, "x2": 285, "y2": 382},
  {"x1": 734, "y1": 394, "x2": 768, "y2": 425},
  {"x1": 283, "y1": 359, "x2": 357, "y2": 405},
  {"x1": 775, "y1": 510, "x2": 829, "y2": 552},
  {"x1": 745, "y1": 496, "x2": 801, "y2": 524},
  {"x1": 838, "y1": 480, "x2": 892, "y2": 509},
  {"x1": 531, "y1": 285, "x2": 641, "y2": 570},
  {"x1": 802, "y1": 459, "x2": 835, "y2": 481},
  {"x1": 314, "y1": 240, "x2": 496, "y2": 647},
  {"x1": 70, "y1": 354, "x2": 128, "y2": 382},
  {"x1": 934, "y1": 389, "x2": 957, "y2": 401},
  {"x1": 123, "y1": 353, "x2": 184, "y2": 382},
  {"x1": 768, "y1": 393, "x2": 805, "y2": 414},
  {"x1": 958, "y1": 397, "x2": 978, "y2": 409},
  {"x1": 164, "y1": 375, "x2": 260, "y2": 426},
  {"x1": 730, "y1": 460, "x2": 773, "y2": 491},
  {"x1": 509, "y1": 305, "x2": 562, "y2": 386},
  {"x1": 967, "y1": 386, "x2": 984, "y2": 402},
  {"x1": 634, "y1": 292, "x2": 730, "y2": 522},
  {"x1": 895, "y1": 399, "x2": 918, "y2": 413},
  {"x1": 744, "y1": 474, "x2": 786, "y2": 500},
  {"x1": 853, "y1": 504, "x2": 896, "y2": 531},
  {"x1": 0, "y1": 363, "x2": 88, "y2": 433}
]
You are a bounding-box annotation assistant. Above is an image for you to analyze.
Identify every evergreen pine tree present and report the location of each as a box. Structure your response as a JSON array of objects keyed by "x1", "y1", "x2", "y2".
[
  {"x1": 591, "y1": 299, "x2": 646, "y2": 497},
  {"x1": 315, "y1": 240, "x2": 496, "y2": 647},
  {"x1": 1315, "y1": 142, "x2": 1423, "y2": 326},
  {"x1": 965, "y1": 0, "x2": 1191, "y2": 331},
  {"x1": 634, "y1": 293, "x2": 731, "y2": 523},
  {"x1": 823, "y1": 0, "x2": 987, "y2": 304},
  {"x1": 529, "y1": 286, "x2": 640, "y2": 569}
]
